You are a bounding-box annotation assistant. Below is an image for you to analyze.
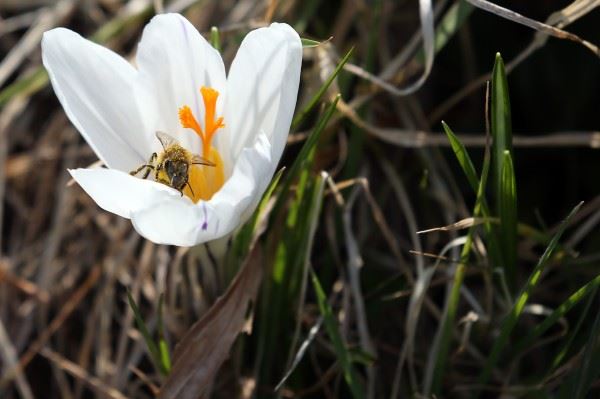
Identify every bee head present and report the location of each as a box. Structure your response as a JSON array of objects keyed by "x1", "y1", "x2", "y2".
[{"x1": 164, "y1": 159, "x2": 189, "y2": 190}]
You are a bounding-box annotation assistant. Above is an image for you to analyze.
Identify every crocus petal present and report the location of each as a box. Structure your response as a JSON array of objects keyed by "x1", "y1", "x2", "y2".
[
  {"x1": 225, "y1": 23, "x2": 302, "y2": 171},
  {"x1": 42, "y1": 28, "x2": 149, "y2": 172},
  {"x1": 69, "y1": 168, "x2": 182, "y2": 220},
  {"x1": 131, "y1": 134, "x2": 272, "y2": 246},
  {"x1": 135, "y1": 13, "x2": 227, "y2": 153}
]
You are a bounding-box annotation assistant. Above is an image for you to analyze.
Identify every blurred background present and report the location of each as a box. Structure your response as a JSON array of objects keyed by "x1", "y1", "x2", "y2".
[{"x1": 0, "y1": 0, "x2": 599, "y2": 398}]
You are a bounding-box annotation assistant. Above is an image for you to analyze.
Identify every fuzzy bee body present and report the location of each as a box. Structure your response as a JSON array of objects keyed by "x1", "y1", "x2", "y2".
[{"x1": 130, "y1": 131, "x2": 214, "y2": 196}]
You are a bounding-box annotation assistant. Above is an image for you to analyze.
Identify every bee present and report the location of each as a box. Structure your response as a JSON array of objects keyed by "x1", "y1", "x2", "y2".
[{"x1": 130, "y1": 131, "x2": 214, "y2": 196}]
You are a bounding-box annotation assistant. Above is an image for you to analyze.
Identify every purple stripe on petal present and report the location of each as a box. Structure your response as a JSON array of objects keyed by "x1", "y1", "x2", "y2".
[{"x1": 201, "y1": 202, "x2": 208, "y2": 230}]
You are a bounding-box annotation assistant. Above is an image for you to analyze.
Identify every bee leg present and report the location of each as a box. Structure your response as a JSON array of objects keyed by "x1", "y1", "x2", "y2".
[
  {"x1": 143, "y1": 153, "x2": 158, "y2": 179},
  {"x1": 130, "y1": 153, "x2": 157, "y2": 178},
  {"x1": 130, "y1": 164, "x2": 154, "y2": 177},
  {"x1": 141, "y1": 166, "x2": 153, "y2": 179}
]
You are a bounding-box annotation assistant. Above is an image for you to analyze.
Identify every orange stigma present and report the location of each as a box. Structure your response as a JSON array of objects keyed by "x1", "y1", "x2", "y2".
[{"x1": 178, "y1": 86, "x2": 225, "y2": 203}]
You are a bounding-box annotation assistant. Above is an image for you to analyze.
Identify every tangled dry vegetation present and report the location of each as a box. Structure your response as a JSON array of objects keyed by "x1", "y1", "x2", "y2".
[{"x1": 1, "y1": 0, "x2": 600, "y2": 398}]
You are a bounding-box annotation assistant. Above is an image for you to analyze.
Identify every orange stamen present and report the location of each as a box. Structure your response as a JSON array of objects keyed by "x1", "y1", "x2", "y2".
[
  {"x1": 178, "y1": 87, "x2": 225, "y2": 158},
  {"x1": 200, "y1": 86, "x2": 225, "y2": 148},
  {"x1": 178, "y1": 86, "x2": 226, "y2": 202},
  {"x1": 178, "y1": 105, "x2": 203, "y2": 138}
]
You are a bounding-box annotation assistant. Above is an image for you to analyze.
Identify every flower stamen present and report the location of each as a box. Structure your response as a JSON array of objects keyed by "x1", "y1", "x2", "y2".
[
  {"x1": 178, "y1": 86, "x2": 226, "y2": 203},
  {"x1": 179, "y1": 105, "x2": 203, "y2": 138},
  {"x1": 178, "y1": 86, "x2": 225, "y2": 158},
  {"x1": 200, "y1": 86, "x2": 225, "y2": 150}
]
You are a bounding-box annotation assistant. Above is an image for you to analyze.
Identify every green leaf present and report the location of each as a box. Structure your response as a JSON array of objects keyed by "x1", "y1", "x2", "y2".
[
  {"x1": 513, "y1": 273, "x2": 600, "y2": 358},
  {"x1": 301, "y1": 38, "x2": 322, "y2": 48},
  {"x1": 349, "y1": 348, "x2": 377, "y2": 366},
  {"x1": 428, "y1": 126, "x2": 491, "y2": 394},
  {"x1": 473, "y1": 201, "x2": 583, "y2": 398},
  {"x1": 0, "y1": 68, "x2": 48, "y2": 107},
  {"x1": 157, "y1": 294, "x2": 172, "y2": 374},
  {"x1": 442, "y1": 121, "x2": 479, "y2": 191},
  {"x1": 441, "y1": 120, "x2": 503, "y2": 270},
  {"x1": 500, "y1": 150, "x2": 517, "y2": 288},
  {"x1": 89, "y1": 6, "x2": 152, "y2": 43},
  {"x1": 569, "y1": 292, "x2": 600, "y2": 399},
  {"x1": 273, "y1": 171, "x2": 328, "y2": 392},
  {"x1": 491, "y1": 53, "x2": 516, "y2": 290},
  {"x1": 254, "y1": 96, "x2": 340, "y2": 386},
  {"x1": 291, "y1": 48, "x2": 352, "y2": 129},
  {"x1": 127, "y1": 291, "x2": 168, "y2": 376},
  {"x1": 210, "y1": 26, "x2": 220, "y2": 51},
  {"x1": 550, "y1": 284, "x2": 598, "y2": 370},
  {"x1": 491, "y1": 52, "x2": 513, "y2": 201},
  {"x1": 311, "y1": 269, "x2": 364, "y2": 398},
  {"x1": 229, "y1": 167, "x2": 285, "y2": 272},
  {"x1": 434, "y1": 1, "x2": 475, "y2": 53},
  {"x1": 284, "y1": 94, "x2": 340, "y2": 190}
]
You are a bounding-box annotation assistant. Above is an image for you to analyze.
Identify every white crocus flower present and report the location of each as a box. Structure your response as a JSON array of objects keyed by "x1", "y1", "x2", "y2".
[{"x1": 42, "y1": 13, "x2": 302, "y2": 246}]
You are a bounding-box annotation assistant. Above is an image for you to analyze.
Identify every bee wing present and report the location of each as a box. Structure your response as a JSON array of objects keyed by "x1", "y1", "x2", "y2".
[
  {"x1": 191, "y1": 154, "x2": 216, "y2": 167},
  {"x1": 156, "y1": 131, "x2": 178, "y2": 150}
]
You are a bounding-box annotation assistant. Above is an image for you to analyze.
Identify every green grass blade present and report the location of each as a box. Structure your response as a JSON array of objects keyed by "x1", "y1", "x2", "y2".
[
  {"x1": 550, "y1": 284, "x2": 598, "y2": 370},
  {"x1": 441, "y1": 120, "x2": 503, "y2": 270},
  {"x1": 474, "y1": 201, "x2": 583, "y2": 398},
  {"x1": 291, "y1": 49, "x2": 352, "y2": 129},
  {"x1": 210, "y1": 26, "x2": 220, "y2": 51},
  {"x1": 442, "y1": 121, "x2": 479, "y2": 190},
  {"x1": 231, "y1": 167, "x2": 285, "y2": 258},
  {"x1": 477, "y1": 135, "x2": 492, "y2": 214},
  {"x1": 428, "y1": 128, "x2": 491, "y2": 394},
  {"x1": 158, "y1": 340, "x2": 171, "y2": 376},
  {"x1": 429, "y1": 244, "x2": 472, "y2": 394},
  {"x1": 311, "y1": 269, "x2": 365, "y2": 398},
  {"x1": 89, "y1": 7, "x2": 151, "y2": 43},
  {"x1": 500, "y1": 150, "x2": 517, "y2": 289},
  {"x1": 569, "y1": 293, "x2": 600, "y2": 399},
  {"x1": 433, "y1": 1, "x2": 475, "y2": 54},
  {"x1": 255, "y1": 165, "x2": 314, "y2": 388},
  {"x1": 274, "y1": 172, "x2": 327, "y2": 392},
  {"x1": 157, "y1": 294, "x2": 172, "y2": 374},
  {"x1": 301, "y1": 38, "x2": 322, "y2": 48},
  {"x1": 255, "y1": 96, "x2": 339, "y2": 386},
  {"x1": 491, "y1": 52, "x2": 513, "y2": 201},
  {"x1": 284, "y1": 94, "x2": 340, "y2": 188},
  {"x1": 126, "y1": 291, "x2": 167, "y2": 376},
  {"x1": 227, "y1": 167, "x2": 285, "y2": 283},
  {"x1": 513, "y1": 274, "x2": 600, "y2": 357},
  {"x1": 491, "y1": 53, "x2": 516, "y2": 290},
  {"x1": 0, "y1": 68, "x2": 48, "y2": 107}
]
